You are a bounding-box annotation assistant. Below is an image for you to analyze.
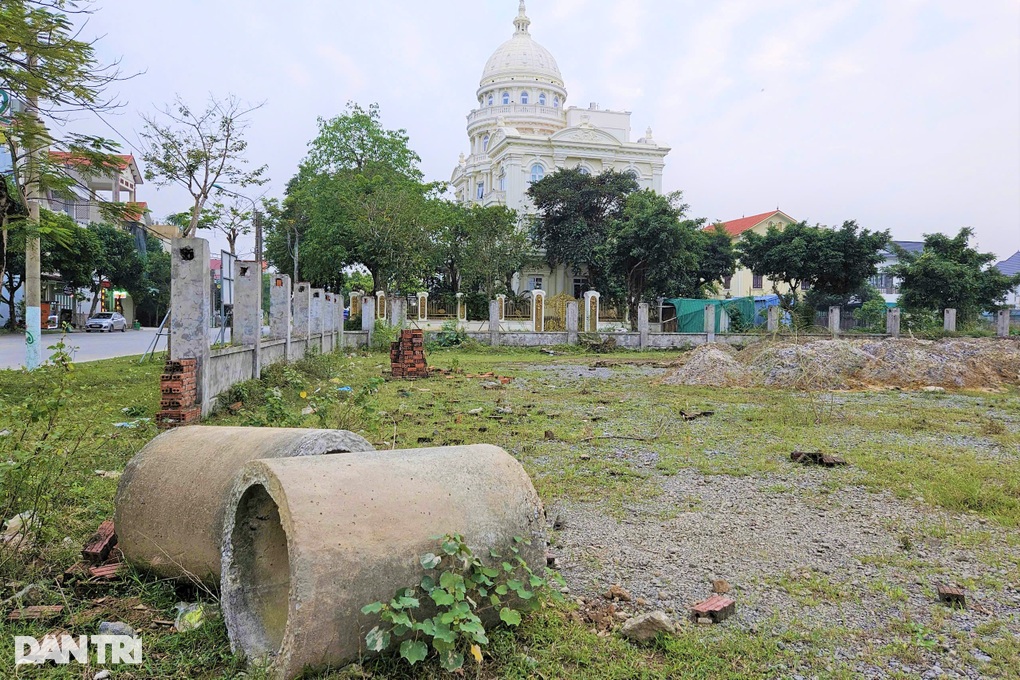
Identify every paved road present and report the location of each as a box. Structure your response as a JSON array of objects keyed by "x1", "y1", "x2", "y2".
[{"x1": 0, "y1": 328, "x2": 166, "y2": 369}]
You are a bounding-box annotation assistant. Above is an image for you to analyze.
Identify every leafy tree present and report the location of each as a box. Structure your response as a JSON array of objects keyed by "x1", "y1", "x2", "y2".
[
  {"x1": 893, "y1": 227, "x2": 1020, "y2": 322},
  {"x1": 85, "y1": 222, "x2": 143, "y2": 317},
  {"x1": 1, "y1": 0, "x2": 134, "y2": 350},
  {"x1": 281, "y1": 104, "x2": 438, "y2": 292},
  {"x1": 140, "y1": 94, "x2": 267, "y2": 237},
  {"x1": 305, "y1": 102, "x2": 422, "y2": 180},
  {"x1": 605, "y1": 190, "x2": 706, "y2": 328},
  {"x1": 696, "y1": 225, "x2": 738, "y2": 296},
  {"x1": 126, "y1": 234, "x2": 171, "y2": 327},
  {"x1": 527, "y1": 168, "x2": 638, "y2": 290},
  {"x1": 431, "y1": 202, "x2": 527, "y2": 299},
  {"x1": 737, "y1": 220, "x2": 888, "y2": 312},
  {"x1": 169, "y1": 200, "x2": 251, "y2": 254},
  {"x1": 1, "y1": 209, "x2": 99, "y2": 328}
]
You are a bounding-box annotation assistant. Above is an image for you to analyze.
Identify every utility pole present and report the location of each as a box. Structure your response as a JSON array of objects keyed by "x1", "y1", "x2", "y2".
[{"x1": 24, "y1": 54, "x2": 42, "y2": 370}]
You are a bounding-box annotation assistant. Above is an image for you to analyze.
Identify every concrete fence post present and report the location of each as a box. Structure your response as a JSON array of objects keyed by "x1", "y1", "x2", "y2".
[
  {"x1": 767, "y1": 305, "x2": 779, "y2": 333},
  {"x1": 418, "y1": 292, "x2": 428, "y2": 322},
  {"x1": 233, "y1": 260, "x2": 262, "y2": 379},
  {"x1": 638, "y1": 303, "x2": 650, "y2": 350},
  {"x1": 566, "y1": 301, "x2": 579, "y2": 346},
  {"x1": 704, "y1": 304, "x2": 716, "y2": 343},
  {"x1": 496, "y1": 294, "x2": 506, "y2": 322},
  {"x1": 361, "y1": 296, "x2": 375, "y2": 347},
  {"x1": 583, "y1": 290, "x2": 601, "y2": 332},
  {"x1": 532, "y1": 289, "x2": 546, "y2": 333},
  {"x1": 887, "y1": 307, "x2": 901, "y2": 338},
  {"x1": 293, "y1": 283, "x2": 311, "y2": 341},
  {"x1": 170, "y1": 237, "x2": 211, "y2": 414},
  {"x1": 997, "y1": 310, "x2": 1011, "y2": 337},
  {"x1": 269, "y1": 274, "x2": 292, "y2": 360},
  {"x1": 310, "y1": 289, "x2": 324, "y2": 352},
  {"x1": 828, "y1": 306, "x2": 841, "y2": 337},
  {"x1": 456, "y1": 292, "x2": 467, "y2": 324},
  {"x1": 944, "y1": 308, "x2": 957, "y2": 333},
  {"x1": 489, "y1": 300, "x2": 501, "y2": 346},
  {"x1": 389, "y1": 295, "x2": 406, "y2": 328},
  {"x1": 324, "y1": 294, "x2": 334, "y2": 352}
]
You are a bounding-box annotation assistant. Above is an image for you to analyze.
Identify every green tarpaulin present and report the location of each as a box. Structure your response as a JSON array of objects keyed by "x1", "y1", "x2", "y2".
[{"x1": 664, "y1": 297, "x2": 758, "y2": 333}]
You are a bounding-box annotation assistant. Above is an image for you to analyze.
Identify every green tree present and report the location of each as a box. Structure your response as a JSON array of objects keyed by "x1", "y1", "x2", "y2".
[
  {"x1": 737, "y1": 221, "x2": 888, "y2": 312},
  {"x1": 893, "y1": 228, "x2": 1020, "y2": 323},
  {"x1": 281, "y1": 104, "x2": 439, "y2": 292},
  {"x1": 305, "y1": 102, "x2": 422, "y2": 180},
  {"x1": 432, "y1": 203, "x2": 527, "y2": 299},
  {"x1": 696, "y1": 225, "x2": 738, "y2": 296},
  {"x1": 85, "y1": 222, "x2": 143, "y2": 317},
  {"x1": 126, "y1": 234, "x2": 171, "y2": 327},
  {"x1": 140, "y1": 94, "x2": 267, "y2": 237},
  {"x1": 605, "y1": 190, "x2": 706, "y2": 328},
  {"x1": 527, "y1": 168, "x2": 638, "y2": 291}
]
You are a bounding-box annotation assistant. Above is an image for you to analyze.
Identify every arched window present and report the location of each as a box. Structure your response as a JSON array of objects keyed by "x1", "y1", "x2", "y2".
[
  {"x1": 482, "y1": 134, "x2": 490, "y2": 152},
  {"x1": 553, "y1": 96, "x2": 560, "y2": 108},
  {"x1": 625, "y1": 169, "x2": 640, "y2": 181},
  {"x1": 539, "y1": 93, "x2": 547, "y2": 106},
  {"x1": 487, "y1": 94, "x2": 494, "y2": 107},
  {"x1": 520, "y1": 91, "x2": 530, "y2": 105},
  {"x1": 577, "y1": 166, "x2": 590, "y2": 175},
  {"x1": 502, "y1": 92, "x2": 510, "y2": 105},
  {"x1": 530, "y1": 163, "x2": 545, "y2": 183}
]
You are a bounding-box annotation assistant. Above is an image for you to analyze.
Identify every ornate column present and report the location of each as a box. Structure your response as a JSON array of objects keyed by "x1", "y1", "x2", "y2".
[
  {"x1": 583, "y1": 291, "x2": 601, "y2": 332},
  {"x1": 496, "y1": 294, "x2": 506, "y2": 322},
  {"x1": 375, "y1": 291, "x2": 386, "y2": 320},
  {"x1": 418, "y1": 292, "x2": 428, "y2": 322},
  {"x1": 532, "y1": 289, "x2": 546, "y2": 333}
]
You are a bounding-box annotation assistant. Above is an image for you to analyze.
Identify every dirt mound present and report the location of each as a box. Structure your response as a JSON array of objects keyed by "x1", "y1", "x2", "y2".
[
  {"x1": 660, "y1": 344, "x2": 750, "y2": 387},
  {"x1": 743, "y1": 341, "x2": 876, "y2": 389},
  {"x1": 662, "y1": 338, "x2": 1020, "y2": 390}
]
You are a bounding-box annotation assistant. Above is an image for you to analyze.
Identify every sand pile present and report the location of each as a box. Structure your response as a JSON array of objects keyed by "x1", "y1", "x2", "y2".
[
  {"x1": 660, "y1": 345, "x2": 750, "y2": 387},
  {"x1": 662, "y1": 337, "x2": 1020, "y2": 390}
]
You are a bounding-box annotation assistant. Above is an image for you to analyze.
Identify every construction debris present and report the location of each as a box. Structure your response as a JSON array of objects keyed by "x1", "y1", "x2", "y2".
[
  {"x1": 791, "y1": 451, "x2": 848, "y2": 467},
  {"x1": 690, "y1": 595, "x2": 736, "y2": 624},
  {"x1": 82, "y1": 520, "x2": 117, "y2": 563},
  {"x1": 390, "y1": 329, "x2": 428, "y2": 379},
  {"x1": 7, "y1": 605, "x2": 64, "y2": 621},
  {"x1": 938, "y1": 585, "x2": 967, "y2": 608}
]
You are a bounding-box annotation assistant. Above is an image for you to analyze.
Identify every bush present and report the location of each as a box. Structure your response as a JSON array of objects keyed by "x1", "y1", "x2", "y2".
[
  {"x1": 371, "y1": 320, "x2": 399, "y2": 352},
  {"x1": 853, "y1": 300, "x2": 887, "y2": 332},
  {"x1": 434, "y1": 321, "x2": 466, "y2": 348}
]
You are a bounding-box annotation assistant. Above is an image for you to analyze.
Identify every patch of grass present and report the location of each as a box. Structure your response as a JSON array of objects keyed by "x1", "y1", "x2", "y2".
[{"x1": 769, "y1": 568, "x2": 854, "y2": 606}]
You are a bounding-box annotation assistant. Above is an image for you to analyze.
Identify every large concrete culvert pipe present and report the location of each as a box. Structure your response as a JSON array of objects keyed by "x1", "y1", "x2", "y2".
[
  {"x1": 221, "y1": 444, "x2": 546, "y2": 680},
  {"x1": 114, "y1": 426, "x2": 374, "y2": 584}
]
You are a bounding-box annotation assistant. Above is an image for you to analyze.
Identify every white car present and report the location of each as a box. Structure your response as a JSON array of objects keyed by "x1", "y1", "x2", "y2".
[{"x1": 85, "y1": 312, "x2": 127, "y2": 332}]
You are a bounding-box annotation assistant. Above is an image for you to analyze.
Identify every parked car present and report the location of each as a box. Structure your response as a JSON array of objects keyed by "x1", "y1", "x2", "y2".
[{"x1": 85, "y1": 312, "x2": 127, "y2": 332}]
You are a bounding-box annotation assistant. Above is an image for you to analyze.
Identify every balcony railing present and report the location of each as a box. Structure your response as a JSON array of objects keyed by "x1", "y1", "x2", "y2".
[
  {"x1": 49, "y1": 199, "x2": 103, "y2": 226},
  {"x1": 467, "y1": 104, "x2": 566, "y2": 126}
]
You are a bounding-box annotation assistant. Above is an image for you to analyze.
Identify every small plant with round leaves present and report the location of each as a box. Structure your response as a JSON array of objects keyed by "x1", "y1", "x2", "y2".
[{"x1": 360, "y1": 533, "x2": 563, "y2": 671}]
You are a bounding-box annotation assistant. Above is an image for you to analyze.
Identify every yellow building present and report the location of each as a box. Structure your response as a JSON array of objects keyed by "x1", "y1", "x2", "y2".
[{"x1": 710, "y1": 209, "x2": 799, "y2": 299}]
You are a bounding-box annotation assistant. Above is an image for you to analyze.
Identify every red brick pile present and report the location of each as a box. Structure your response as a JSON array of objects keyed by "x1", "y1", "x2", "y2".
[
  {"x1": 390, "y1": 329, "x2": 428, "y2": 379},
  {"x1": 157, "y1": 358, "x2": 201, "y2": 429}
]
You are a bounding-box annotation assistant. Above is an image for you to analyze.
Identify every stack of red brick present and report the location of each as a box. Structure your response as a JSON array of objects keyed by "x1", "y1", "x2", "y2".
[
  {"x1": 390, "y1": 329, "x2": 428, "y2": 379},
  {"x1": 157, "y1": 358, "x2": 201, "y2": 429}
]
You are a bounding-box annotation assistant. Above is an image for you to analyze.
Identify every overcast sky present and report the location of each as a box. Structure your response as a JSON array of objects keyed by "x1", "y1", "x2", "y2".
[{"x1": 72, "y1": 0, "x2": 1020, "y2": 261}]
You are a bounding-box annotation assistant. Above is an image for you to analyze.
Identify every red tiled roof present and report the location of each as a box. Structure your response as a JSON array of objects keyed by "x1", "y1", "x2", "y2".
[
  {"x1": 49, "y1": 152, "x2": 142, "y2": 183},
  {"x1": 707, "y1": 210, "x2": 785, "y2": 238}
]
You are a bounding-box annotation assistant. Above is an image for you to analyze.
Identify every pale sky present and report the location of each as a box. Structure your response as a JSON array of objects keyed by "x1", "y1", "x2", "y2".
[{"x1": 70, "y1": 0, "x2": 1020, "y2": 261}]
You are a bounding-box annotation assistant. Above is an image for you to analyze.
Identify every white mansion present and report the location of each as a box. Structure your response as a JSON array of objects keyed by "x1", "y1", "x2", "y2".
[{"x1": 451, "y1": 1, "x2": 670, "y2": 299}]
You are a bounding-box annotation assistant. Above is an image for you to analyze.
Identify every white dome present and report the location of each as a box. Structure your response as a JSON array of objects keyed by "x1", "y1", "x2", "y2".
[{"x1": 480, "y1": 2, "x2": 563, "y2": 86}]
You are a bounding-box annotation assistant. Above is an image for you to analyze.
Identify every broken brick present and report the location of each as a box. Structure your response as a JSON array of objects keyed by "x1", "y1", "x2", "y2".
[
  {"x1": 82, "y1": 520, "x2": 117, "y2": 564},
  {"x1": 690, "y1": 595, "x2": 736, "y2": 623}
]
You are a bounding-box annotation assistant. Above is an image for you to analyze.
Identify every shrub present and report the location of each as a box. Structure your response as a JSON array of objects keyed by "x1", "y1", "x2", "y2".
[{"x1": 434, "y1": 321, "x2": 466, "y2": 348}]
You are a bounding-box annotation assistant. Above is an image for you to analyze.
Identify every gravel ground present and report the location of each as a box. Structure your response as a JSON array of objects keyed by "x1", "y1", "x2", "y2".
[{"x1": 550, "y1": 468, "x2": 1019, "y2": 679}]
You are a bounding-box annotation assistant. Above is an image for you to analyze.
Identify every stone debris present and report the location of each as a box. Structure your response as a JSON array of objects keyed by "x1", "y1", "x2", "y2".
[
  {"x1": 98, "y1": 621, "x2": 137, "y2": 637},
  {"x1": 662, "y1": 338, "x2": 1020, "y2": 390},
  {"x1": 620, "y1": 611, "x2": 675, "y2": 642},
  {"x1": 712, "y1": 579, "x2": 732, "y2": 594},
  {"x1": 605, "y1": 584, "x2": 632, "y2": 602}
]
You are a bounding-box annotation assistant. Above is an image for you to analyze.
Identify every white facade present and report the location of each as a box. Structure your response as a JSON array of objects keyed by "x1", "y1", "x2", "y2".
[{"x1": 451, "y1": 2, "x2": 670, "y2": 297}]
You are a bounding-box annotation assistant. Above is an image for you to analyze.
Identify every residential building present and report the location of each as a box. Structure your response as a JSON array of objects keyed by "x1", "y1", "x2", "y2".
[
  {"x1": 870, "y1": 240, "x2": 924, "y2": 303},
  {"x1": 996, "y1": 251, "x2": 1020, "y2": 309},
  {"x1": 451, "y1": 1, "x2": 670, "y2": 298},
  {"x1": 708, "y1": 210, "x2": 799, "y2": 299}
]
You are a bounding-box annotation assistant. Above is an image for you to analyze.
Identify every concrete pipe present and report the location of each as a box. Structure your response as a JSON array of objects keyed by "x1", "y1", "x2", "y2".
[
  {"x1": 114, "y1": 426, "x2": 374, "y2": 584},
  {"x1": 221, "y1": 444, "x2": 545, "y2": 679}
]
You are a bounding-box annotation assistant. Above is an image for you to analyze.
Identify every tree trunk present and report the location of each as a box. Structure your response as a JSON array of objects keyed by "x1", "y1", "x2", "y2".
[
  {"x1": 88, "y1": 280, "x2": 104, "y2": 317},
  {"x1": 3, "y1": 275, "x2": 19, "y2": 330}
]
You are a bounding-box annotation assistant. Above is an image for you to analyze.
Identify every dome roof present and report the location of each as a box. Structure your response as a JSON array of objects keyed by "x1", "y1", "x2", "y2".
[{"x1": 481, "y1": 2, "x2": 563, "y2": 86}]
